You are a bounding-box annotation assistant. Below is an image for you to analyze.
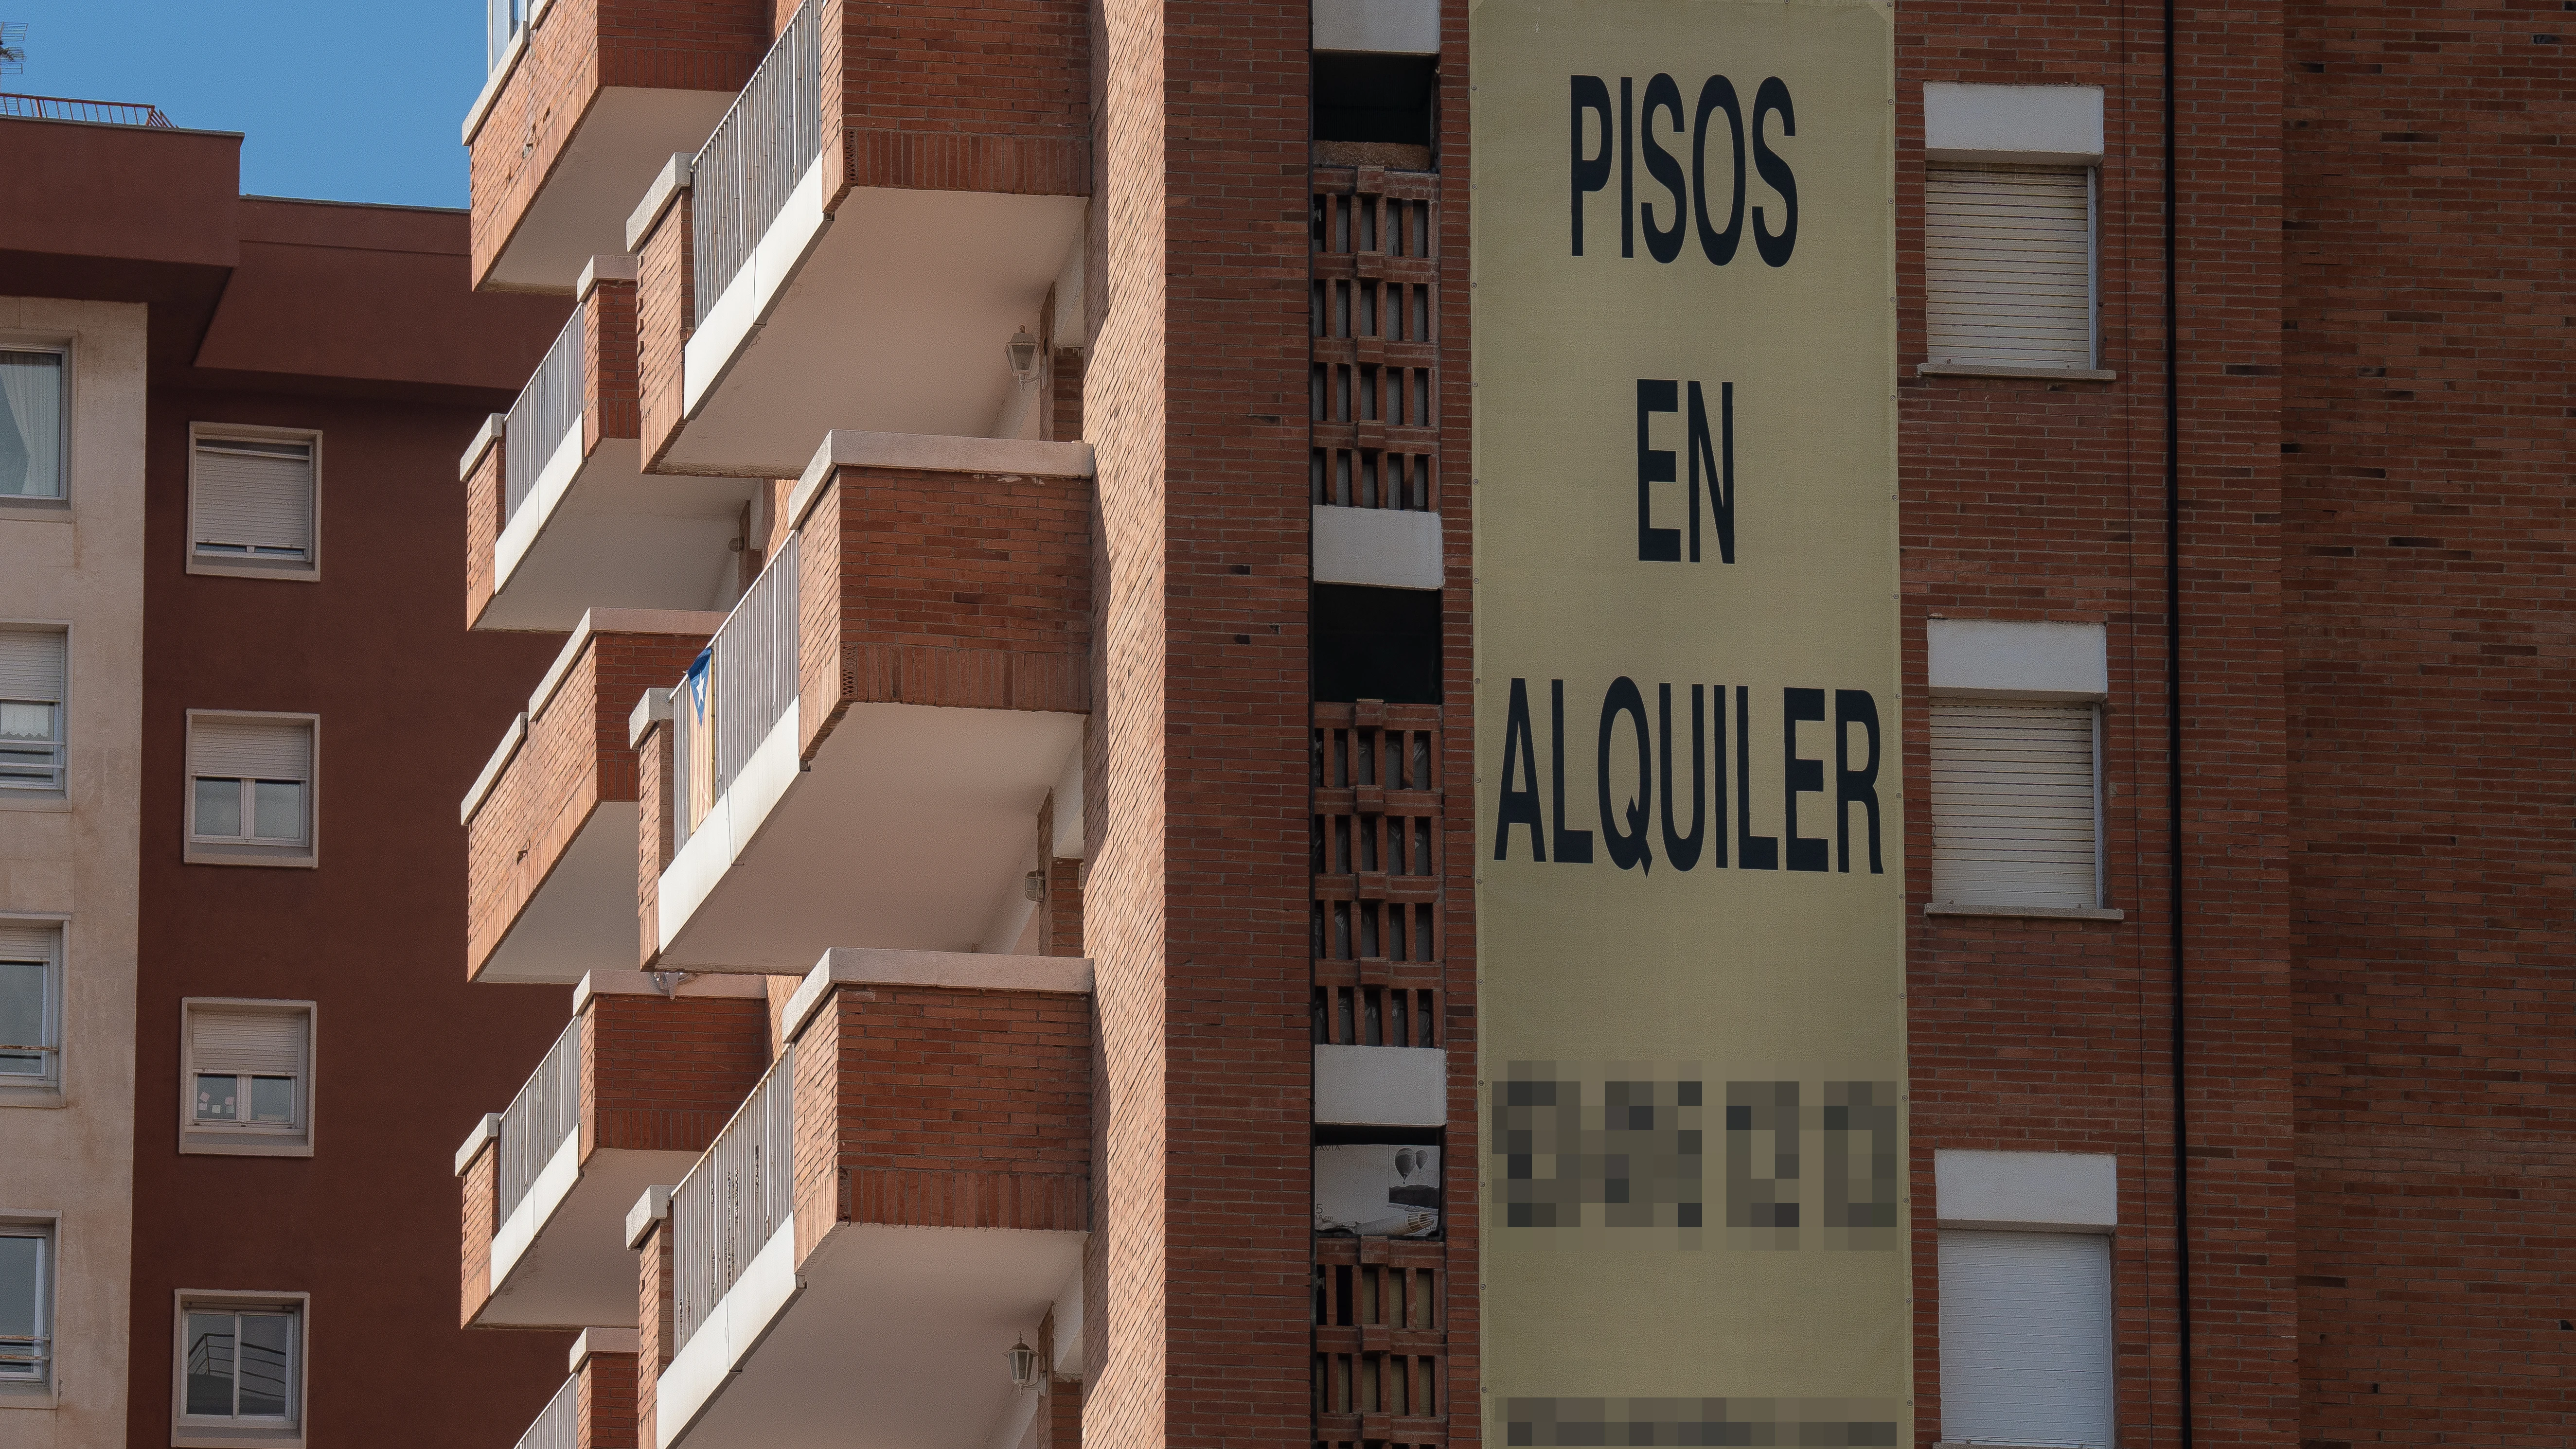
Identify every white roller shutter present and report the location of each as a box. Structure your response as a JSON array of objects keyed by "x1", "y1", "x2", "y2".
[
  {"x1": 190, "y1": 718, "x2": 311, "y2": 782},
  {"x1": 0, "y1": 629, "x2": 63, "y2": 702},
  {"x1": 1939, "y1": 1230, "x2": 2114, "y2": 1448},
  {"x1": 1926, "y1": 166, "x2": 2094, "y2": 370},
  {"x1": 194, "y1": 438, "x2": 314, "y2": 557},
  {"x1": 0, "y1": 921, "x2": 56, "y2": 964},
  {"x1": 1930, "y1": 701, "x2": 2096, "y2": 909},
  {"x1": 190, "y1": 1006, "x2": 308, "y2": 1078}
]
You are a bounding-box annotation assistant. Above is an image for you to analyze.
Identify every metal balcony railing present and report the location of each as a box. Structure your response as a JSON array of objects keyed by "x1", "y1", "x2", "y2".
[
  {"x1": 511, "y1": 1375, "x2": 578, "y2": 1449},
  {"x1": 497, "y1": 1019, "x2": 581, "y2": 1226},
  {"x1": 0, "y1": 92, "x2": 173, "y2": 127},
  {"x1": 501, "y1": 305, "x2": 586, "y2": 529},
  {"x1": 669, "y1": 1045, "x2": 795, "y2": 1357},
  {"x1": 672, "y1": 532, "x2": 799, "y2": 849},
  {"x1": 690, "y1": 0, "x2": 822, "y2": 315}
]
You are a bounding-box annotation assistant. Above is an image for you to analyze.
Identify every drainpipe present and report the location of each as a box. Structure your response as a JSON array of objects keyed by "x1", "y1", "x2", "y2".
[{"x1": 2160, "y1": 0, "x2": 2195, "y2": 1437}]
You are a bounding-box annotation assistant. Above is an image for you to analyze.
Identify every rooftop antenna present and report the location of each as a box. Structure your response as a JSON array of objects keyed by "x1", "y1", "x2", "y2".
[{"x1": 0, "y1": 23, "x2": 26, "y2": 76}]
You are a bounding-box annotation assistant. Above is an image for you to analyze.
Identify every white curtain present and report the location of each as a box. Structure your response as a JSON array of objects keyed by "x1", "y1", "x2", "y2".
[{"x1": 0, "y1": 352, "x2": 64, "y2": 499}]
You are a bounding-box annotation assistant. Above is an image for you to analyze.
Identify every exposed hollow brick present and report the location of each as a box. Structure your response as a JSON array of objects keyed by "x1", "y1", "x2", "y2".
[
  {"x1": 576, "y1": 1349, "x2": 638, "y2": 1449},
  {"x1": 459, "y1": 1140, "x2": 499, "y2": 1329},
  {"x1": 579, "y1": 993, "x2": 772, "y2": 1159},
  {"x1": 466, "y1": 0, "x2": 771, "y2": 291},
  {"x1": 465, "y1": 628, "x2": 711, "y2": 981},
  {"x1": 792, "y1": 465, "x2": 1091, "y2": 761}
]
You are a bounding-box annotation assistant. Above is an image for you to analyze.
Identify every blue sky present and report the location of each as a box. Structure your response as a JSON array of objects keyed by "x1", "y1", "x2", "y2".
[{"x1": 6, "y1": 0, "x2": 485, "y2": 207}]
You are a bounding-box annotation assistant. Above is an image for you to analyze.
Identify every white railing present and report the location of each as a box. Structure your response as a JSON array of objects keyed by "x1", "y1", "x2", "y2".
[
  {"x1": 691, "y1": 0, "x2": 822, "y2": 314},
  {"x1": 669, "y1": 1045, "x2": 795, "y2": 1357},
  {"x1": 502, "y1": 304, "x2": 586, "y2": 529},
  {"x1": 511, "y1": 1375, "x2": 578, "y2": 1449},
  {"x1": 672, "y1": 532, "x2": 799, "y2": 849},
  {"x1": 497, "y1": 1019, "x2": 581, "y2": 1225}
]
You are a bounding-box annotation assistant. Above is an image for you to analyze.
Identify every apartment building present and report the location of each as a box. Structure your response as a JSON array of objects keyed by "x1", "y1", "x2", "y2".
[
  {"x1": 441, "y1": 0, "x2": 2575, "y2": 1448},
  {"x1": 0, "y1": 111, "x2": 581, "y2": 1449}
]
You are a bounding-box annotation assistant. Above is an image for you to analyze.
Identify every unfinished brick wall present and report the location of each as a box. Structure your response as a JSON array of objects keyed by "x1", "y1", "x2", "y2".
[
  {"x1": 817, "y1": 0, "x2": 1089, "y2": 201},
  {"x1": 791, "y1": 464, "x2": 1090, "y2": 759},
  {"x1": 466, "y1": 0, "x2": 771, "y2": 289},
  {"x1": 466, "y1": 628, "x2": 710, "y2": 980},
  {"x1": 583, "y1": 993, "x2": 772, "y2": 1156}
]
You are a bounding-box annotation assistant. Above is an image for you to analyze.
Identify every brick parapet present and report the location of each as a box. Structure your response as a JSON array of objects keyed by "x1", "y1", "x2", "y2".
[
  {"x1": 576, "y1": 1348, "x2": 639, "y2": 1449},
  {"x1": 467, "y1": 0, "x2": 771, "y2": 290},
  {"x1": 460, "y1": 1139, "x2": 499, "y2": 1329},
  {"x1": 816, "y1": 0, "x2": 1089, "y2": 206},
  {"x1": 465, "y1": 440, "x2": 505, "y2": 629},
  {"x1": 635, "y1": 1219, "x2": 675, "y2": 1444},
  {"x1": 585, "y1": 277, "x2": 643, "y2": 449},
  {"x1": 635, "y1": 187, "x2": 694, "y2": 469},
  {"x1": 635, "y1": 713, "x2": 673, "y2": 970},
  {"x1": 581, "y1": 992, "x2": 772, "y2": 1157}
]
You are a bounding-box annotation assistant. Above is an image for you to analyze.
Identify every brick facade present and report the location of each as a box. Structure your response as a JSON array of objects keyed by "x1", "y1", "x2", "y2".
[
  {"x1": 577, "y1": 1347, "x2": 640, "y2": 1449},
  {"x1": 582, "y1": 992, "x2": 772, "y2": 1155},
  {"x1": 817, "y1": 0, "x2": 1090, "y2": 203}
]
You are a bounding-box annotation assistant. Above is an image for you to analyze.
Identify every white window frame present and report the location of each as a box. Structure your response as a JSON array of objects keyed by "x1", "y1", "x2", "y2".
[
  {"x1": 186, "y1": 424, "x2": 321, "y2": 583},
  {"x1": 0, "y1": 621, "x2": 70, "y2": 808},
  {"x1": 172, "y1": 1290, "x2": 308, "y2": 1449},
  {"x1": 183, "y1": 711, "x2": 319, "y2": 868},
  {"x1": 0, "y1": 336, "x2": 71, "y2": 511},
  {"x1": 178, "y1": 999, "x2": 317, "y2": 1158},
  {"x1": 0, "y1": 1215, "x2": 56, "y2": 1406},
  {"x1": 0, "y1": 917, "x2": 66, "y2": 1108}
]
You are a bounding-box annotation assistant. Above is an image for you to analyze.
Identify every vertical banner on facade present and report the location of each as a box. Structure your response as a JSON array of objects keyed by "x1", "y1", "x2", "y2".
[{"x1": 1471, "y1": 0, "x2": 1903, "y2": 1442}]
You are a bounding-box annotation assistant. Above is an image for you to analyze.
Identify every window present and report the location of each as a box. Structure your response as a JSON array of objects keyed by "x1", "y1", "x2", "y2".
[
  {"x1": 1924, "y1": 165, "x2": 2095, "y2": 372},
  {"x1": 0, "y1": 920, "x2": 62, "y2": 1100},
  {"x1": 189, "y1": 428, "x2": 318, "y2": 580},
  {"x1": 179, "y1": 1000, "x2": 315, "y2": 1156},
  {"x1": 173, "y1": 1293, "x2": 305, "y2": 1448},
  {"x1": 1927, "y1": 700, "x2": 2099, "y2": 911},
  {"x1": 0, "y1": 628, "x2": 66, "y2": 797},
  {"x1": 185, "y1": 714, "x2": 317, "y2": 866},
  {"x1": 0, "y1": 347, "x2": 65, "y2": 502},
  {"x1": 0, "y1": 1221, "x2": 51, "y2": 1396},
  {"x1": 1938, "y1": 1230, "x2": 2114, "y2": 1449}
]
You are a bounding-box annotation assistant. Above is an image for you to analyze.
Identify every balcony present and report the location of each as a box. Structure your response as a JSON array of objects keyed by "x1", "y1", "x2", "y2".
[
  {"x1": 635, "y1": 432, "x2": 1092, "y2": 974},
  {"x1": 463, "y1": 264, "x2": 758, "y2": 632},
  {"x1": 465, "y1": 0, "x2": 773, "y2": 292},
  {"x1": 624, "y1": 0, "x2": 1089, "y2": 477},
  {"x1": 634, "y1": 949, "x2": 1089, "y2": 1449},
  {"x1": 512, "y1": 1331, "x2": 639, "y2": 1449},
  {"x1": 465, "y1": 613, "x2": 724, "y2": 985},
  {"x1": 458, "y1": 974, "x2": 770, "y2": 1329}
]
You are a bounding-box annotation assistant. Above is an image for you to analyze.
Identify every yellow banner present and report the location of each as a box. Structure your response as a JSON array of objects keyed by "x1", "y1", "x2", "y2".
[{"x1": 1470, "y1": 0, "x2": 1905, "y2": 1441}]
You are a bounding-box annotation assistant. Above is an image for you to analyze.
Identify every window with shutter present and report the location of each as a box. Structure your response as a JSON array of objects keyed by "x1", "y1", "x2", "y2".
[
  {"x1": 1937, "y1": 1230, "x2": 2115, "y2": 1449},
  {"x1": 0, "y1": 629, "x2": 65, "y2": 794},
  {"x1": 0, "y1": 1222, "x2": 51, "y2": 1391},
  {"x1": 0, "y1": 921, "x2": 60, "y2": 1093},
  {"x1": 0, "y1": 349, "x2": 66, "y2": 501},
  {"x1": 1925, "y1": 166, "x2": 2095, "y2": 371},
  {"x1": 1929, "y1": 700, "x2": 2098, "y2": 910},
  {"x1": 181, "y1": 1000, "x2": 315, "y2": 1155},
  {"x1": 190, "y1": 431, "x2": 318, "y2": 576},
  {"x1": 184, "y1": 714, "x2": 318, "y2": 865}
]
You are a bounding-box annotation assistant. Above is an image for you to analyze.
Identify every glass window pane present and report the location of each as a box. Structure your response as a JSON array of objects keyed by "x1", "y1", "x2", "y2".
[
  {"x1": 0, "y1": 702, "x2": 51, "y2": 740},
  {"x1": 0, "y1": 1235, "x2": 40, "y2": 1340},
  {"x1": 195, "y1": 778, "x2": 242, "y2": 839},
  {"x1": 0, "y1": 352, "x2": 65, "y2": 500},
  {"x1": 195, "y1": 1074, "x2": 239, "y2": 1122},
  {"x1": 0, "y1": 959, "x2": 44, "y2": 1074},
  {"x1": 184, "y1": 1312, "x2": 236, "y2": 1416},
  {"x1": 236, "y1": 1313, "x2": 291, "y2": 1416},
  {"x1": 252, "y1": 781, "x2": 302, "y2": 842},
  {"x1": 249, "y1": 1076, "x2": 294, "y2": 1124}
]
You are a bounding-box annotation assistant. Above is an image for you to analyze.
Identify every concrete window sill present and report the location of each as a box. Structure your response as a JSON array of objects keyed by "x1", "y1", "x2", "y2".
[
  {"x1": 1924, "y1": 902, "x2": 2125, "y2": 922},
  {"x1": 1917, "y1": 363, "x2": 2117, "y2": 383}
]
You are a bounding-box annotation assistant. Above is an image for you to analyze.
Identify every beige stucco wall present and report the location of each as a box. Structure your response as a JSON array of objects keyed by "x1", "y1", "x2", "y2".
[{"x1": 0, "y1": 298, "x2": 146, "y2": 1446}]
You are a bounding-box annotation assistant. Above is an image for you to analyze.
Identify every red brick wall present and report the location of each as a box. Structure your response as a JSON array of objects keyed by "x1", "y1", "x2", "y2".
[
  {"x1": 583, "y1": 994, "x2": 772, "y2": 1156},
  {"x1": 635, "y1": 1220, "x2": 675, "y2": 1443},
  {"x1": 1896, "y1": 2, "x2": 2295, "y2": 1446},
  {"x1": 635, "y1": 192, "x2": 694, "y2": 470},
  {"x1": 467, "y1": 630, "x2": 708, "y2": 980},
  {"x1": 585, "y1": 278, "x2": 641, "y2": 449},
  {"x1": 465, "y1": 440, "x2": 505, "y2": 628},
  {"x1": 467, "y1": 0, "x2": 771, "y2": 289},
  {"x1": 2280, "y1": 9, "x2": 2576, "y2": 1443},
  {"x1": 635, "y1": 717, "x2": 672, "y2": 969},
  {"x1": 816, "y1": 0, "x2": 1089, "y2": 202},
  {"x1": 793, "y1": 465, "x2": 1090, "y2": 758},
  {"x1": 578, "y1": 1349, "x2": 639, "y2": 1449},
  {"x1": 460, "y1": 1139, "x2": 499, "y2": 1327}
]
